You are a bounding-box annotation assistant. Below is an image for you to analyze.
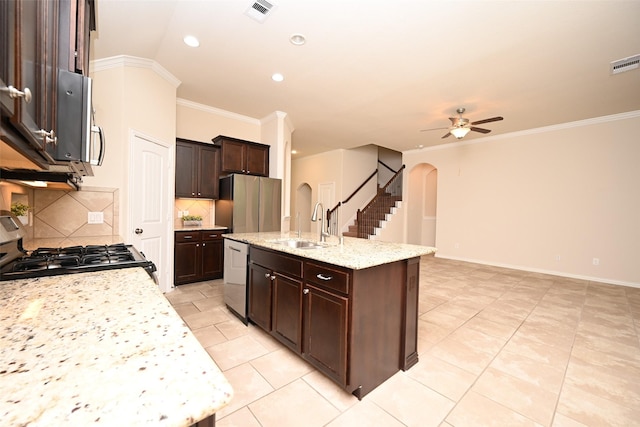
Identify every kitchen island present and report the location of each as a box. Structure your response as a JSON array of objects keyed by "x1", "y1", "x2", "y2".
[
  {"x1": 225, "y1": 231, "x2": 436, "y2": 399},
  {"x1": 0, "y1": 268, "x2": 232, "y2": 426}
]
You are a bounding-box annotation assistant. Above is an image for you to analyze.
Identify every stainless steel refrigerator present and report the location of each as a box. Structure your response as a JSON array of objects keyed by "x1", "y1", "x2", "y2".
[
  {"x1": 217, "y1": 174, "x2": 281, "y2": 323},
  {"x1": 215, "y1": 174, "x2": 282, "y2": 233}
]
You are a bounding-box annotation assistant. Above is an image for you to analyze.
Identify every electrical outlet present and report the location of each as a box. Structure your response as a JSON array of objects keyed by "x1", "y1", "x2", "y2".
[
  {"x1": 183, "y1": 210, "x2": 189, "y2": 216},
  {"x1": 88, "y1": 212, "x2": 104, "y2": 224},
  {"x1": 592, "y1": 258, "x2": 600, "y2": 266},
  {"x1": 555, "y1": 255, "x2": 561, "y2": 262},
  {"x1": 178, "y1": 211, "x2": 183, "y2": 218},
  {"x1": 454, "y1": 243, "x2": 460, "y2": 249}
]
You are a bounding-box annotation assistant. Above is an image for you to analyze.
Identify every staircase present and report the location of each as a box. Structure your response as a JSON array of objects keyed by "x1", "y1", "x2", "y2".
[
  {"x1": 343, "y1": 189, "x2": 401, "y2": 238},
  {"x1": 343, "y1": 164, "x2": 405, "y2": 239}
]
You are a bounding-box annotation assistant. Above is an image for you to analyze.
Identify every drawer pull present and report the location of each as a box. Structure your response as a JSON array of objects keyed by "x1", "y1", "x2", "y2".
[
  {"x1": 316, "y1": 273, "x2": 333, "y2": 281},
  {"x1": 183, "y1": 235, "x2": 193, "y2": 239},
  {"x1": 230, "y1": 246, "x2": 241, "y2": 252}
]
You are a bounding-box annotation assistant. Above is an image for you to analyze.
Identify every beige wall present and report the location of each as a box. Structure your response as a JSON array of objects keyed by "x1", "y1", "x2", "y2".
[
  {"x1": 403, "y1": 112, "x2": 640, "y2": 286},
  {"x1": 87, "y1": 59, "x2": 178, "y2": 238},
  {"x1": 176, "y1": 99, "x2": 261, "y2": 143},
  {"x1": 291, "y1": 146, "x2": 378, "y2": 234}
]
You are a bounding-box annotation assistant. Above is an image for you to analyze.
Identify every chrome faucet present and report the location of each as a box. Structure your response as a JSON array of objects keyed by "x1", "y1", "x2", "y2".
[{"x1": 311, "y1": 202, "x2": 330, "y2": 243}]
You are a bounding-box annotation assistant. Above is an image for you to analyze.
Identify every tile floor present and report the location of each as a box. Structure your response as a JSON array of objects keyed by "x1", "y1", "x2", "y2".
[{"x1": 165, "y1": 256, "x2": 640, "y2": 427}]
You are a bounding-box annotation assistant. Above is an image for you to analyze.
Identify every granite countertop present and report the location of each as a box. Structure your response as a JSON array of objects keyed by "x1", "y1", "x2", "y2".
[
  {"x1": 174, "y1": 224, "x2": 228, "y2": 232},
  {"x1": 0, "y1": 268, "x2": 233, "y2": 426},
  {"x1": 224, "y1": 231, "x2": 436, "y2": 270}
]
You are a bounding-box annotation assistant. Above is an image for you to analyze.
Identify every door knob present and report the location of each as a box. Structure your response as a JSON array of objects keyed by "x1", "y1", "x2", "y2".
[{"x1": 135, "y1": 228, "x2": 143, "y2": 234}]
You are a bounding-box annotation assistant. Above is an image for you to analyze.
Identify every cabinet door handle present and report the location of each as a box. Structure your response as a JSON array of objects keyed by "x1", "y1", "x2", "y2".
[
  {"x1": 303, "y1": 288, "x2": 309, "y2": 295},
  {"x1": 270, "y1": 275, "x2": 276, "y2": 281},
  {"x1": 264, "y1": 273, "x2": 271, "y2": 278},
  {"x1": 316, "y1": 273, "x2": 333, "y2": 281},
  {"x1": 202, "y1": 243, "x2": 206, "y2": 246},
  {"x1": 6, "y1": 85, "x2": 32, "y2": 103}
]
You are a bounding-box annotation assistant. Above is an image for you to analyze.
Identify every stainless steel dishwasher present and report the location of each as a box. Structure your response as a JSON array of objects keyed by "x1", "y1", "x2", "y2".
[{"x1": 223, "y1": 239, "x2": 249, "y2": 324}]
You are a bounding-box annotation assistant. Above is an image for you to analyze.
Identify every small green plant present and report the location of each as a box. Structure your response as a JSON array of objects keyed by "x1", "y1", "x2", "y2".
[
  {"x1": 182, "y1": 215, "x2": 202, "y2": 221},
  {"x1": 11, "y1": 202, "x2": 30, "y2": 217}
]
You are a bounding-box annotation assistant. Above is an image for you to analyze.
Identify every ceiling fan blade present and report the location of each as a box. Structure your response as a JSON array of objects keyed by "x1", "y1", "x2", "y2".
[
  {"x1": 441, "y1": 132, "x2": 452, "y2": 139},
  {"x1": 470, "y1": 127, "x2": 492, "y2": 134},
  {"x1": 420, "y1": 126, "x2": 448, "y2": 132},
  {"x1": 471, "y1": 116, "x2": 503, "y2": 126}
]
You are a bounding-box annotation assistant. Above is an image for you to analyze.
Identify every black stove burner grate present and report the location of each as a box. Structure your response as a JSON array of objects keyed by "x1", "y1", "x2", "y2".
[
  {"x1": 1, "y1": 242, "x2": 156, "y2": 281},
  {"x1": 12, "y1": 254, "x2": 81, "y2": 272}
]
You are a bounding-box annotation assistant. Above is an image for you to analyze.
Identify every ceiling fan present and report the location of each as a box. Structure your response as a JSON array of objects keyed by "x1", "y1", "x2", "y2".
[{"x1": 421, "y1": 108, "x2": 504, "y2": 139}]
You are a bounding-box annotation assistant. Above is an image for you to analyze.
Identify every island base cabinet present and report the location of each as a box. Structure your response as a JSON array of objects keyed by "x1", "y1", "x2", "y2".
[
  {"x1": 247, "y1": 245, "x2": 420, "y2": 400},
  {"x1": 272, "y1": 274, "x2": 303, "y2": 352},
  {"x1": 248, "y1": 263, "x2": 273, "y2": 331},
  {"x1": 302, "y1": 285, "x2": 348, "y2": 386}
]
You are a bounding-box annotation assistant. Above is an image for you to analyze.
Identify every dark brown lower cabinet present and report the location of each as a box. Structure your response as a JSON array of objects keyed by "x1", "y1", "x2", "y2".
[
  {"x1": 272, "y1": 273, "x2": 303, "y2": 353},
  {"x1": 174, "y1": 230, "x2": 225, "y2": 285},
  {"x1": 191, "y1": 413, "x2": 215, "y2": 427},
  {"x1": 247, "y1": 246, "x2": 420, "y2": 399},
  {"x1": 303, "y1": 284, "x2": 348, "y2": 385},
  {"x1": 248, "y1": 262, "x2": 273, "y2": 331}
]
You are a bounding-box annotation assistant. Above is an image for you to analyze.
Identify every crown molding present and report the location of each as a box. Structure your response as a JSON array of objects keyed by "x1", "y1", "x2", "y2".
[
  {"x1": 176, "y1": 98, "x2": 261, "y2": 125},
  {"x1": 90, "y1": 55, "x2": 181, "y2": 88}
]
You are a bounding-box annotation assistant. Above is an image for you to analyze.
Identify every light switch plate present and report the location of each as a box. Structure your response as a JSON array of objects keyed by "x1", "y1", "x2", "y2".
[{"x1": 88, "y1": 212, "x2": 104, "y2": 224}]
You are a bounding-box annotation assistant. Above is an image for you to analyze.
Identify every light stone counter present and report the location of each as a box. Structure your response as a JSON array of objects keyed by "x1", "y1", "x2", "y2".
[
  {"x1": 224, "y1": 231, "x2": 436, "y2": 269},
  {"x1": 174, "y1": 224, "x2": 228, "y2": 232},
  {"x1": 0, "y1": 268, "x2": 233, "y2": 426}
]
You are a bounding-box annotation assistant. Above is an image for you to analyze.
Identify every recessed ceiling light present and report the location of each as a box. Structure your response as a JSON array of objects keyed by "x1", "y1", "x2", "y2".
[
  {"x1": 291, "y1": 150, "x2": 297, "y2": 154},
  {"x1": 272, "y1": 73, "x2": 284, "y2": 82},
  {"x1": 183, "y1": 35, "x2": 200, "y2": 47},
  {"x1": 290, "y1": 33, "x2": 306, "y2": 46}
]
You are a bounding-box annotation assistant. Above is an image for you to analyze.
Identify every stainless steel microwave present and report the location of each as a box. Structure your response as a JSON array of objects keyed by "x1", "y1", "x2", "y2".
[{"x1": 53, "y1": 69, "x2": 105, "y2": 176}]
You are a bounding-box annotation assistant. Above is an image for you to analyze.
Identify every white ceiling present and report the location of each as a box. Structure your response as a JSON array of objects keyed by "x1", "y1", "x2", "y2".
[{"x1": 91, "y1": 0, "x2": 640, "y2": 157}]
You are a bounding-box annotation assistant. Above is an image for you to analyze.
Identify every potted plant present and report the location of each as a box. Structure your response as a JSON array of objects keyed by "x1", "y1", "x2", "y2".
[
  {"x1": 11, "y1": 202, "x2": 30, "y2": 225},
  {"x1": 182, "y1": 214, "x2": 203, "y2": 226}
]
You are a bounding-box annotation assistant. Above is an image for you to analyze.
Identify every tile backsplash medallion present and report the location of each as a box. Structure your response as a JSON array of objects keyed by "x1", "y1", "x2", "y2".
[{"x1": 33, "y1": 187, "x2": 118, "y2": 238}]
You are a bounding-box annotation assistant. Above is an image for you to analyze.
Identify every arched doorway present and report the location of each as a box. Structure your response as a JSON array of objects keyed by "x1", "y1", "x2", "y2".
[
  {"x1": 408, "y1": 163, "x2": 437, "y2": 246},
  {"x1": 294, "y1": 183, "x2": 312, "y2": 233}
]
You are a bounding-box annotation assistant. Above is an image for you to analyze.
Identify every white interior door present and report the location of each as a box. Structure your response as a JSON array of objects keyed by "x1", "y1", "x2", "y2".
[{"x1": 130, "y1": 133, "x2": 171, "y2": 292}]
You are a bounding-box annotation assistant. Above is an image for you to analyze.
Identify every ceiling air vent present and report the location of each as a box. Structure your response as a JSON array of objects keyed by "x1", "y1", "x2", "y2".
[
  {"x1": 244, "y1": 0, "x2": 277, "y2": 23},
  {"x1": 610, "y1": 54, "x2": 640, "y2": 75}
]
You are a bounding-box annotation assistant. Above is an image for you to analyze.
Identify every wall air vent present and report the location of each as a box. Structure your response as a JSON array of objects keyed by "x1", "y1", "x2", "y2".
[
  {"x1": 244, "y1": 0, "x2": 277, "y2": 23},
  {"x1": 610, "y1": 54, "x2": 640, "y2": 75}
]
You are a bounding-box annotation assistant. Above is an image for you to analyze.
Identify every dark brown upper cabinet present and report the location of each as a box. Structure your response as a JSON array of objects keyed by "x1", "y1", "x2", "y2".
[
  {"x1": 0, "y1": 0, "x2": 94, "y2": 169},
  {"x1": 212, "y1": 135, "x2": 269, "y2": 177},
  {"x1": 175, "y1": 138, "x2": 220, "y2": 199}
]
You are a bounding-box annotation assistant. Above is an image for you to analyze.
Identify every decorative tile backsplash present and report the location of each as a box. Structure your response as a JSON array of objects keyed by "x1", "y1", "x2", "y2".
[
  {"x1": 33, "y1": 188, "x2": 118, "y2": 238},
  {"x1": 174, "y1": 199, "x2": 214, "y2": 227}
]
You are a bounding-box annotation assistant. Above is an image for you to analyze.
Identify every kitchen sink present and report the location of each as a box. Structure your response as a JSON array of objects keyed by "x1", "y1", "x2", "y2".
[{"x1": 271, "y1": 239, "x2": 327, "y2": 249}]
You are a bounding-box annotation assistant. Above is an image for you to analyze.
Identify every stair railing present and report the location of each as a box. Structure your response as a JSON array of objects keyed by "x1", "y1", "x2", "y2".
[
  {"x1": 356, "y1": 165, "x2": 405, "y2": 238},
  {"x1": 327, "y1": 169, "x2": 378, "y2": 236}
]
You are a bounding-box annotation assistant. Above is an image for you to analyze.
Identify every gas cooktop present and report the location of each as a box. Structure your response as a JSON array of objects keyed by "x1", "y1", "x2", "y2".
[{"x1": 0, "y1": 212, "x2": 156, "y2": 281}]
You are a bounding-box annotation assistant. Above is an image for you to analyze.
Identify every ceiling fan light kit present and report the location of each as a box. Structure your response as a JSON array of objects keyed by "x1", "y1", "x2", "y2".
[
  {"x1": 450, "y1": 127, "x2": 471, "y2": 139},
  {"x1": 421, "y1": 107, "x2": 504, "y2": 140}
]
